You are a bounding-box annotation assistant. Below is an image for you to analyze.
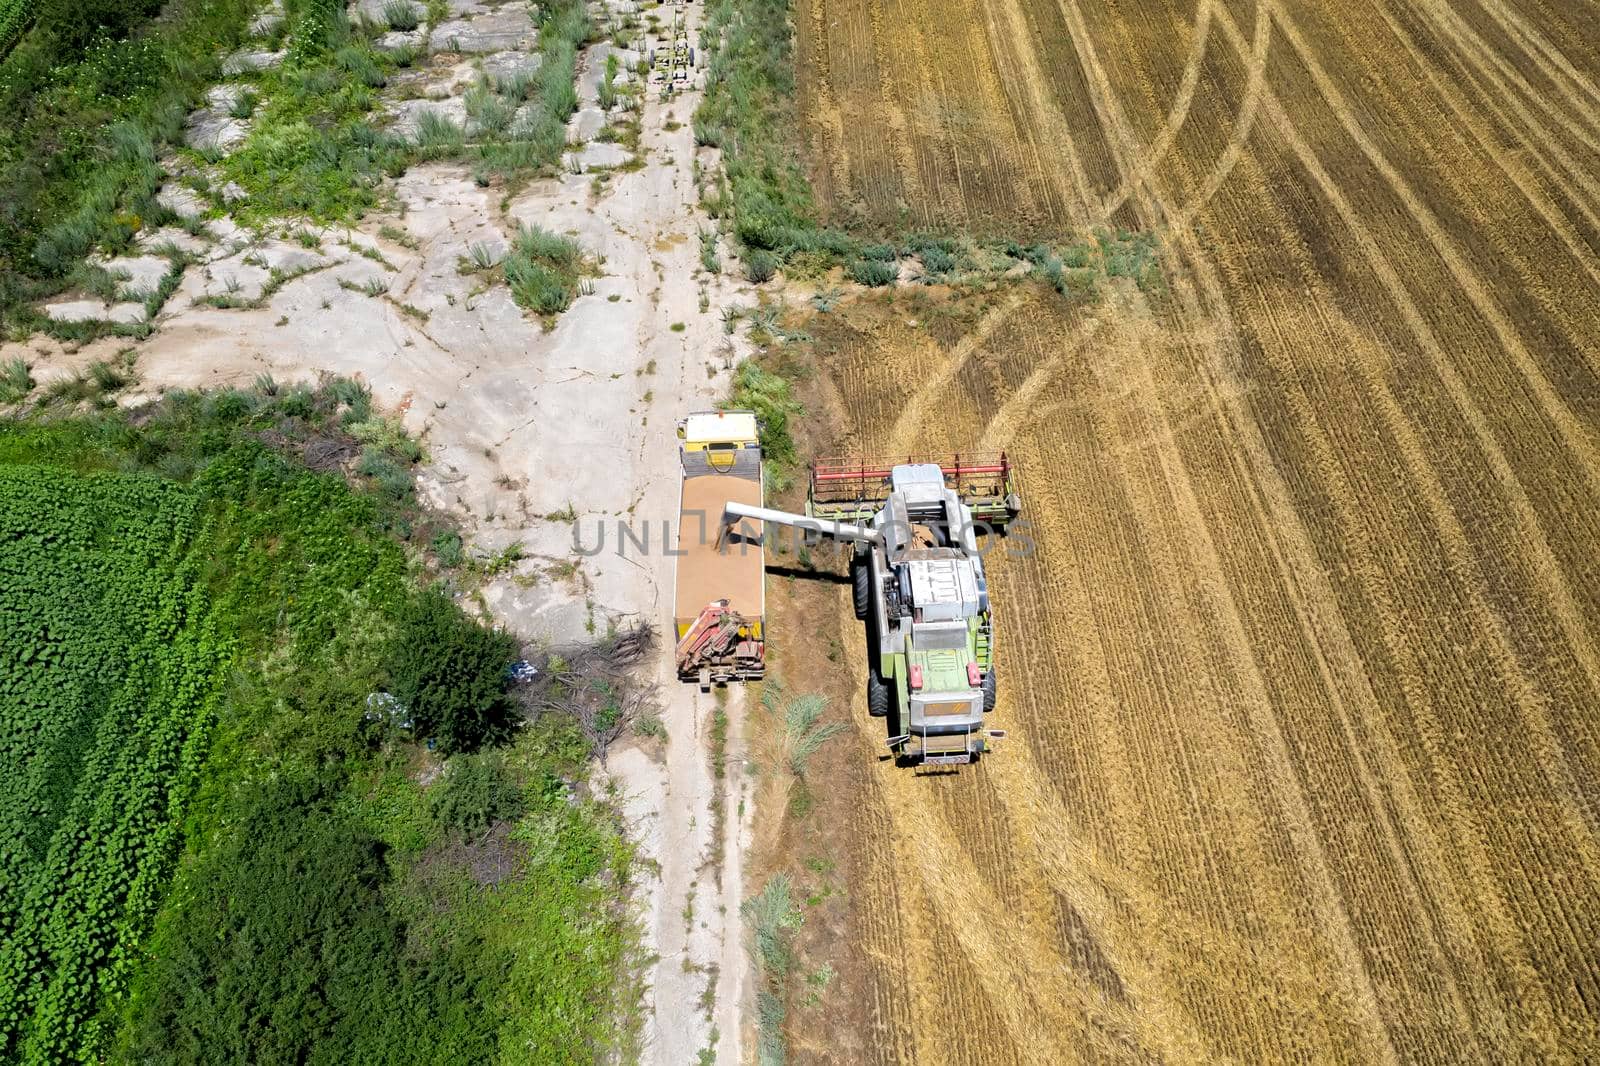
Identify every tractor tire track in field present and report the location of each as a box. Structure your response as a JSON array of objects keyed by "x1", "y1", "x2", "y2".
[
  {"x1": 1204, "y1": 2, "x2": 1600, "y2": 719},
  {"x1": 1096, "y1": 0, "x2": 1215, "y2": 222},
  {"x1": 1170, "y1": 0, "x2": 1270, "y2": 232},
  {"x1": 1410, "y1": 0, "x2": 1600, "y2": 164},
  {"x1": 1370, "y1": 0, "x2": 1600, "y2": 294},
  {"x1": 781, "y1": 0, "x2": 1600, "y2": 1058},
  {"x1": 1474, "y1": 0, "x2": 1600, "y2": 119},
  {"x1": 1050, "y1": 3, "x2": 1405, "y2": 1053},
  {"x1": 980, "y1": 0, "x2": 1095, "y2": 220},
  {"x1": 1240, "y1": 0, "x2": 1600, "y2": 486}
]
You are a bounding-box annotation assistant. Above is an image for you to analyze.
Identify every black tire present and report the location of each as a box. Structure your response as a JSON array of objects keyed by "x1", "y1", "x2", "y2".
[
  {"x1": 867, "y1": 668, "x2": 890, "y2": 718},
  {"x1": 982, "y1": 665, "x2": 997, "y2": 713},
  {"x1": 852, "y1": 559, "x2": 871, "y2": 620}
]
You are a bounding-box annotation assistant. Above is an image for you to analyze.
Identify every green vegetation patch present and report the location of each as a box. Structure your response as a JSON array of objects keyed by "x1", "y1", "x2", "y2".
[
  {"x1": 0, "y1": 468, "x2": 229, "y2": 1062},
  {"x1": 723, "y1": 358, "x2": 803, "y2": 495},
  {"x1": 695, "y1": 0, "x2": 845, "y2": 261},
  {"x1": 503, "y1": 223, "x2": 588, "y2": 317},
  {"x1": 0, "y1": 383, "x2": 640, "y2": 1061},
  {"x1": 0, "y1": 0, "x2": 260, "y2": 327}
]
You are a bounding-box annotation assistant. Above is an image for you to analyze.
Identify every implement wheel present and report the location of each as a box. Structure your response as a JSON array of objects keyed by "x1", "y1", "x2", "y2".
[
  {"x1": 852, "y1": 559, "x2": 871, "y2": 620},
  {"x1": 867, "y1": 667, "x2": 890, "y2": 718},
  {"x1": 982, "y1": 666, "x2": 997, "y2": 713}
]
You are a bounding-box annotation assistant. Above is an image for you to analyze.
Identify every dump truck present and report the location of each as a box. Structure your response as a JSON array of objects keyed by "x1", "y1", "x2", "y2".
[
  {"x1": 673, "y1": 411, "x2": 765, "y2": 688},
  {"x1": 719, "y1": 454, "x2": 1019, "y2": 765}
]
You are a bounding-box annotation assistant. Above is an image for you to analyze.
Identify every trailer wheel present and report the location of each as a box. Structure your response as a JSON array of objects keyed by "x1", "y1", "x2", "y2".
[
  {"x1": 982, "y1": 666, "x2": 997, "y2": 712},
  {"x1": 867, "y1": 668, "x2": 890, "y2": 718},
  {"x1": 852, "y1": 560, "x2": 871, "y2": 620}
]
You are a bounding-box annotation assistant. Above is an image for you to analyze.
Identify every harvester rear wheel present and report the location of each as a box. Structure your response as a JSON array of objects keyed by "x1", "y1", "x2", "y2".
[
  {"x1": 867, "y1": 667, "x2": 890, "y2": 718},
  {"x1": 982, "y1": 666, "x2": 997, "y2": 713},
  {"x1": 852, "y1": 559, "x2": 871, "y2": 619}
]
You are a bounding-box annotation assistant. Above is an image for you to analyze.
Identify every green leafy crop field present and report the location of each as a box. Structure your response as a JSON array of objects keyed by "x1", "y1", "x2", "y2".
[
  {"x1": 0, "y1": 468, "x2": 228, "y2": 1061},
  {"x1": 0, "y1": 388, "x2": 640, "y2": 1063}
]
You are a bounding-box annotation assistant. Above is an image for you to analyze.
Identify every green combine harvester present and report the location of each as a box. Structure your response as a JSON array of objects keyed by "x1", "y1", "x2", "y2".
[{"x1": 719, "y1": 454, "x2": 1020, "y2": 765}]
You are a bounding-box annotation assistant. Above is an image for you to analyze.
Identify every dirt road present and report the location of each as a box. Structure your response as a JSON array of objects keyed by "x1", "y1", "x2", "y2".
[{"x1": 782, "y1": 0, "x2": 1600, "y2": 1061}]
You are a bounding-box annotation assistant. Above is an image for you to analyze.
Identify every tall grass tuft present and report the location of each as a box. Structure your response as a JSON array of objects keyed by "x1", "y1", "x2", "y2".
[
  {"x1": 382, "y1": 0, "x2": 421, "y2": 31},
  {"x1": 502, "y1": 224, "x2": 585, "y2": 316},
  {"x1": 415, "y1": 110, "x2": 466, "y2": 155},
  {"x1": 744, "y1": 248, "x2": 777, "y2": 284},
  {"x1": 0, "y1": 359, "x2": 34, "y2": 404},
  {"x1": 698, "y1": 228, "x2": 720, "y2": 274},
  {"x1": 468, "y1": 241, "x2": 501, "y2": 271},
  {"x1": 744, "y1": 874, "x2": 803, "y2": 1066},
  {"x1": 781, "y1": 693, "x2": 842, "y2": 776},
  {"x1": 847, "y1": 258, "x2": 898, "y2": 287}
]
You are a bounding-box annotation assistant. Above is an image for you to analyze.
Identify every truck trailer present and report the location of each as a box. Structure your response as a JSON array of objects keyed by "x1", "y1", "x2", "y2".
[{"x1": 672, "y1": 411, "x2": 766, "y2": 688}]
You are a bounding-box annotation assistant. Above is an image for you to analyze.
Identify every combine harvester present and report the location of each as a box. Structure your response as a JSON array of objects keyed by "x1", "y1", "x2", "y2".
[
  {"x1": 670, "y1": 410, "x2": 1020, "y2": 764},
  {"x1": 725, "y1": 454, "x2": 1020, "y2": 766}
]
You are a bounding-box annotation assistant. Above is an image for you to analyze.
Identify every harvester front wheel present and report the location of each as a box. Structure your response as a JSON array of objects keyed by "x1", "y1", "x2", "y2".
[
  {"x1": 982, "y1": 666, "x2": 997, "y2": 713},
  {"x1": 867, "y1": 668, "x2": 890, "y2": 718},
  {"x1": 852, "y1": 559, "x2": 871, "y2": 619}
]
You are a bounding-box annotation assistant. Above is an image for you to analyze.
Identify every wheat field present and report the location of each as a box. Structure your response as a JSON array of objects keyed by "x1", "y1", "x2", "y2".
[{"x1": 783, "y1": 0, "x2": 1600, "y2": 1061}]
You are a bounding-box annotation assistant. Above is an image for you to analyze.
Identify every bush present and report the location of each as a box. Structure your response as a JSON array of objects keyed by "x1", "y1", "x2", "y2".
[
  {"x1": 848, "y1": 258, "x2": 898, "y2": 287},
  {"x1": 505, "y1": 257, "x2": 573, "y2": 314},
  {"x1": 289, "y1": 0, "x2": 348, "y2": 61},
  {"x1": 228, "y1": 89, "x2": 259, "y2": 119},
  {"x1": 119, "y1": 774, "x2": 502, "y2": 1065},
  {"x1": 382, "y1": 0, "x2": 421, "y2": 30},
  {"x1": 356, "y1": 446, "x2": 414, "y2": 501},
  {"x1": 744, "y1": 248, "x2": 777, "y2": 284},
  {"x1": 430, "y1": 752, "x2": 526, "y2": 839},
  {"x1": 0, "y1": 358, "x2": 33, "y2": 403},
  {"x1": 335, "y1": 45, "x2": 386, "y2": 88},
  {"x1": 431, "y1": 529, "x2": 464, "y2": 566},
  {"x1": 385, "y1": 587, "x2": 517, "y2": 752},
  {"x1": 503, "y1": 224, "x2": 585, "y2": 316},
  {"x1": 725, "y1": 360, "x2": 802, "y2": 489},
  {"x1": 512, "y1": 223, "x2": 581, "y2": 268},
  {"x1": 918, "y1": 245, "x2": 956, "y2": 276}
]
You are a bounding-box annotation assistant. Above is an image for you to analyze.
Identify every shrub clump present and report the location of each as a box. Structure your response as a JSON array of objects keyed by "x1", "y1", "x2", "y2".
[
  {"x1": 503, "y1": 223, "x2": 586, "y2": 316},
  {"x1": 848, "y1": 258, "x2": 899, "y2": 287},
  {"x1": 724, "y1": 359, "x2": 802, "y2": 491},
  {"x1": 384, "y1": 587, "x2": 518, "y2": 752},
  {"x1": 745, "y1": 248, "x2": 778, "y2": 284},
  {"x1": 429, "y1": 752, "x2": 526, "y2": 839}
]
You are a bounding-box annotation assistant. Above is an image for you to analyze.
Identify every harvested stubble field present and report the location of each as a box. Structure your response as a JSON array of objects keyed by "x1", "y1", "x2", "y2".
[{"x1": 781, "y1": 0, "x2": 1600, "y2": 1062}]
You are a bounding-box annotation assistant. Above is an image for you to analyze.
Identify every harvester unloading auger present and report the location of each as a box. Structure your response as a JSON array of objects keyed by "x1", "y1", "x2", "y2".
[{"x1": 720, "y1": 455, "x2": 1020, "y2": 766}]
